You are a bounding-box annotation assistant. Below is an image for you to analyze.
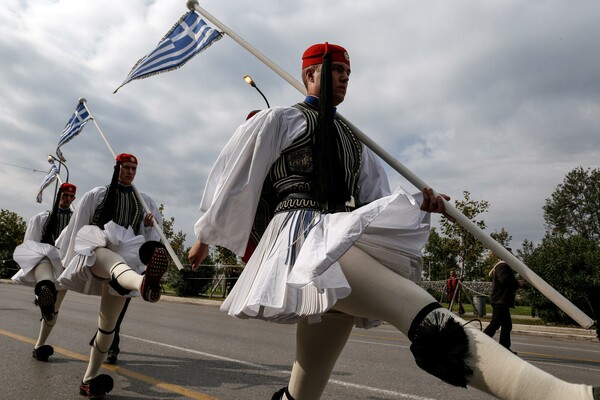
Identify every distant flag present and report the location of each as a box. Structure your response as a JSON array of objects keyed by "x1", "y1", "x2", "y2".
[
  {"x1": 114, "y1": 10, "x2": 222, "y2": 93},
  {"x1": 36, "y1": 159, "x2": 60, "y2": 203},
  {"x1": 56, "y1": 102, "x2": 91, "y2": 161}
]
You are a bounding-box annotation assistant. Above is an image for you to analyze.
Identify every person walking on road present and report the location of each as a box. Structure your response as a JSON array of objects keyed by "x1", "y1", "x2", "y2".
[
  {"x1": 484, "y1": 248, "x2": 525, "y2": 354},
  {"x1": 446, "y1": 270, "x2": 465, "y2": 315}
]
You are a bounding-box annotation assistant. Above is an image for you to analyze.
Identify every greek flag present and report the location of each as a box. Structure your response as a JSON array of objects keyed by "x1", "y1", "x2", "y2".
[
  {"x1": 56, "y1": 102, "x2": 91, "y2": 161},
  {"x1": 114, "y1": 11, "x2": 222, "y2": 93},
  {"x1": 36, "y1": 159, "x2": 60, "y2": 203}
]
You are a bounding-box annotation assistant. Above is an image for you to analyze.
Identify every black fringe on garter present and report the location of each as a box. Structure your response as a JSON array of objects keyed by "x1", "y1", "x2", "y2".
[{"x1": 409, "y1": 307, "x2": 473, "y2": 387}]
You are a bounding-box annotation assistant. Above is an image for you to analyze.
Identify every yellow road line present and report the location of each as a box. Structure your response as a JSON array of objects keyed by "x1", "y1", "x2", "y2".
[{"x1": 0, "y1": 329, "x2": 218, "y2": 400}]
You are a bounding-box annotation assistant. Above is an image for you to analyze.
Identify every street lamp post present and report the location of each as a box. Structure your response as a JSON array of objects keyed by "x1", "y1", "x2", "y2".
[
  {"x1": 48, "y1": 154, "x2": 69, "y2": 183},
  {"x1": 243, "y1": 75, "x2": 270, "y2": 108}
]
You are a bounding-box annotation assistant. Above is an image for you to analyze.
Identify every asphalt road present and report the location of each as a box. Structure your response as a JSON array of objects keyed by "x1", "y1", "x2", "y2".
[{"x1": 1, "y1": 282, "x2": 599, "y2": 400}]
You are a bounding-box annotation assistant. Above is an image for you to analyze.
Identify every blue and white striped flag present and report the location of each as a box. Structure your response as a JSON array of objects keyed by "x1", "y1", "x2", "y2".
[
  {"x1": 36, "y1": 159, "x2": 60, "y2": 203},
  {"x1": 114, "y1": 10, "x2": 222, "y2": 93},
  {"x1": 56, "y1": 102, "x2": 91, "y2": 161}
]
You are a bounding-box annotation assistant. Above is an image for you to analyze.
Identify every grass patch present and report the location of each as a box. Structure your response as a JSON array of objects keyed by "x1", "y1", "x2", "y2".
[{"x1": 444, "y1": 302, "x2": 545, "y2": 325}]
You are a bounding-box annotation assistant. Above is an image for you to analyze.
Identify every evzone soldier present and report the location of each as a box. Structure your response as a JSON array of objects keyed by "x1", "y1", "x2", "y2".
[
  {"x1": 57, "y1": 153, "x2": 169, "y2": 398},
  {"x1": 189, "y1": 43, "x2": 599, "y2": 400},
  {"x1": 12, "y1": 182, "x2": 77, "y2": 361}
]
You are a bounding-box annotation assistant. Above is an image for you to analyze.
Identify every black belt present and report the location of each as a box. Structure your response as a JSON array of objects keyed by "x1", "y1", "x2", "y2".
[{"x1": 274, "y1": 193, "x2": 356, "y2": 214}]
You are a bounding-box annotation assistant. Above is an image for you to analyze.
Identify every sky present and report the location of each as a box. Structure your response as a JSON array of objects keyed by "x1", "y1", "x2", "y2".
[{"x1": 1, "y1": 0, "x2": 599, "y2": 254}]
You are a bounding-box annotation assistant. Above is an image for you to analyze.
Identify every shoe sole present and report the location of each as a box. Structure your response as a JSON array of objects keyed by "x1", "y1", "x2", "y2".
[
  {"x1": 141, "y1": 247, "x2": 168, "y2": 303},
  {"x1": 37, "y1": 285, "x2": 55, "y2": 322}
]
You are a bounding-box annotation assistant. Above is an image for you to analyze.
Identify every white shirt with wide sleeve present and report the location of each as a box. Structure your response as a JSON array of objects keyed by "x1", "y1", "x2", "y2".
[
  {"x1": 194, "y1": 106, "x2": 431, "y2": 325},
  {"x1": 194, "y1": 106, "x2": 390, "y2": 256},
  {"x1": 12, "y1": 211, "x2": 66, "y2": 287},
  {"x1": 57, "y1": 185, "x2": 161, "y2": 296}
]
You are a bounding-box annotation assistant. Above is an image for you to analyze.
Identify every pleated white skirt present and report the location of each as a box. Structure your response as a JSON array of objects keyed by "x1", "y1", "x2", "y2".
[
  {"x1": 221, "y1": 187, "x2": 430, "y2": 326},
  {"x1": 12, "y1": 241, "x2": 64, "y2": 287},
  {"x1": 57, "y1": 222, "x2": 146, "y2": 297}
]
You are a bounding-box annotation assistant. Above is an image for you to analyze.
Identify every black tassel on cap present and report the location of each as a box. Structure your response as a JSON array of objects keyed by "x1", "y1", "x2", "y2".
[
  {"x1": 40, "y1": 187, "x2": 63, "y2": 245},
  {"x1": 409, "y1": 305, "x2": 473, "y2": 387},
  {"x1": 313, "y1": 43, "x2": 350, "y2": 206},
  {"x1": 96, "y1": 162, "x2": 121, "y2": 229}
]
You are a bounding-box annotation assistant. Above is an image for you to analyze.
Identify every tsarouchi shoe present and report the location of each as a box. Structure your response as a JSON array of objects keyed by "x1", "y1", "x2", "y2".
[
  {"x1": 79, "y1": 374, "x2": 113, "y2": 399},
  {"x1": 34, "y1": 280, "x2": 57, "y2": 322},
  {"x1": 140, "y1": 244, "x2": 168, "y2": 303},
  {"x1": 106, "y1": 349, "x2": 118, "y2": 364},
  {"x1": 32, "y1": 345, "x2": 54, "y2": 362}
]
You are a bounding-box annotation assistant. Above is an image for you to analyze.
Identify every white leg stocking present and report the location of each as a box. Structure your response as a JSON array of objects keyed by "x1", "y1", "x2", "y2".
[
  {"x1": 33, "y1": 259, "x2": 54, "y2": 282},
  {"x1": 331, "y1": 246, "x2": 594, "y2": 400},
  {"x1": 92, "y1": 247, "x2": 143, "y2": 292},
  {"x1": 288, "y1": 312, "x2": 355, "y2": 400},
  {"x1": 33, "y1": 259, "x2": 60, "y2": 348},
  {"x1": 83, "y1": 283, "x2": 127, "y2": 383},
  {"x1": 457, "y1": 315, "x2": 593, "y2": 400}
]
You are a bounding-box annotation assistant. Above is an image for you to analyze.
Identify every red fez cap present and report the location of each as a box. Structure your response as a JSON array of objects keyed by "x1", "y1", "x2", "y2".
[
  {"x1": 60, "y1": 182, "x2": 77, "y2": 194},
  {"x1": 246, "y1": 110, "x2": 260, "y2": 120},
  {"x1": 116, "y1": 153, "x2": 138, "y2": 165},
  {"x1": 302, "y1": 42, "x2": 349, "y2": 69}
]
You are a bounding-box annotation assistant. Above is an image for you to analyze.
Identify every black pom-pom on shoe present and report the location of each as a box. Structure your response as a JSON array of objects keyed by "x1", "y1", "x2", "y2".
[
  {"x1": 32, "y1": 345, "x2": 54, "y2": 362},
  {"x1": 79, "y1": 374, "x2": 113, "y2": 399},
  {"x1": 139, "y1": 240, "x2": 163, "y2": 265},
  {"x1": 409, "y1": 307, "x2": 473, "y2": 387}
]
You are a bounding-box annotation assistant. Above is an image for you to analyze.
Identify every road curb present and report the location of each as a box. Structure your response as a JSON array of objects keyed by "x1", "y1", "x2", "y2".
[
  {"x1": 511, "y1": 323, "x2": 597, "y2": 341},
  {"x1": 160, "y1": 294, "x2": 223, "y2": 307}
]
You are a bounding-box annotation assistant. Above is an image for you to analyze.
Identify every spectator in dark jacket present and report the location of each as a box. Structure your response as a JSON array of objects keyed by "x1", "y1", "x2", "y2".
[{"x1": 484, "y1": 248, "x2": 525, "y2": 354}]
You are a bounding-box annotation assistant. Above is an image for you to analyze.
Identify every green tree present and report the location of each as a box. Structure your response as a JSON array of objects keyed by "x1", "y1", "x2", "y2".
[
  {"x1": 159, "y1": 204, "x2": 187, "y2": 268},
  {"x1": 543, "y1": 166, "x2": 600, "y2": 241},
  {"x1": 438, "y1": 191, "x2": 490, "y2": 280},
  {"x1": 521, "y1": 234, "x2": 600, "y2": 327},
  {"x1": 423, "y1": 227, "x2": 459, "y2": 281},
  {"x1": 214, "y1": 246, "x2": 238, "y2": 266},
  {"x1": 158, "y1": 204, "x2": 216, "y2": 297},
  {"x1": 169, "y1": 251, "x2": 216, "y2": 297},
  {"x1": 213, "y1": 245, "x2": 242, "y2": 296},
  {"x1": 522, "y1": 167, "x2": 600, "y2": 329},
  {"x1": 424, "y1": 192, "x2": 513, "y2": 282},
  {"x1": 0, "y1": 209, "x2": 26, "y2": 278}
]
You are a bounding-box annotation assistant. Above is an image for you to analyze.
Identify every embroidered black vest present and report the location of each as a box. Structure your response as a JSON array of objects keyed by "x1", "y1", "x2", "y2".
[
  {"x1": 92, "y1": 184, "x2": 144, "y2": 234},
  {"x1": 40, "y1": 210, "x2": 72, "y2": 245},
  {"x1": 248, "y1": 102, "x2": 362, "y2": 245},
  {"x1": 269, "y1": 102, "x2": 362, "y2": 213}
]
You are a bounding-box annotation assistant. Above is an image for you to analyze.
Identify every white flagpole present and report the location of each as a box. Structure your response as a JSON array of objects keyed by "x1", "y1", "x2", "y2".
[
  {"x1": 79, "y1": 98, "x2": 185, "y2": 271},
  {"x1": 187, "y1": 0, "x2": 594, "y2": 328}
]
